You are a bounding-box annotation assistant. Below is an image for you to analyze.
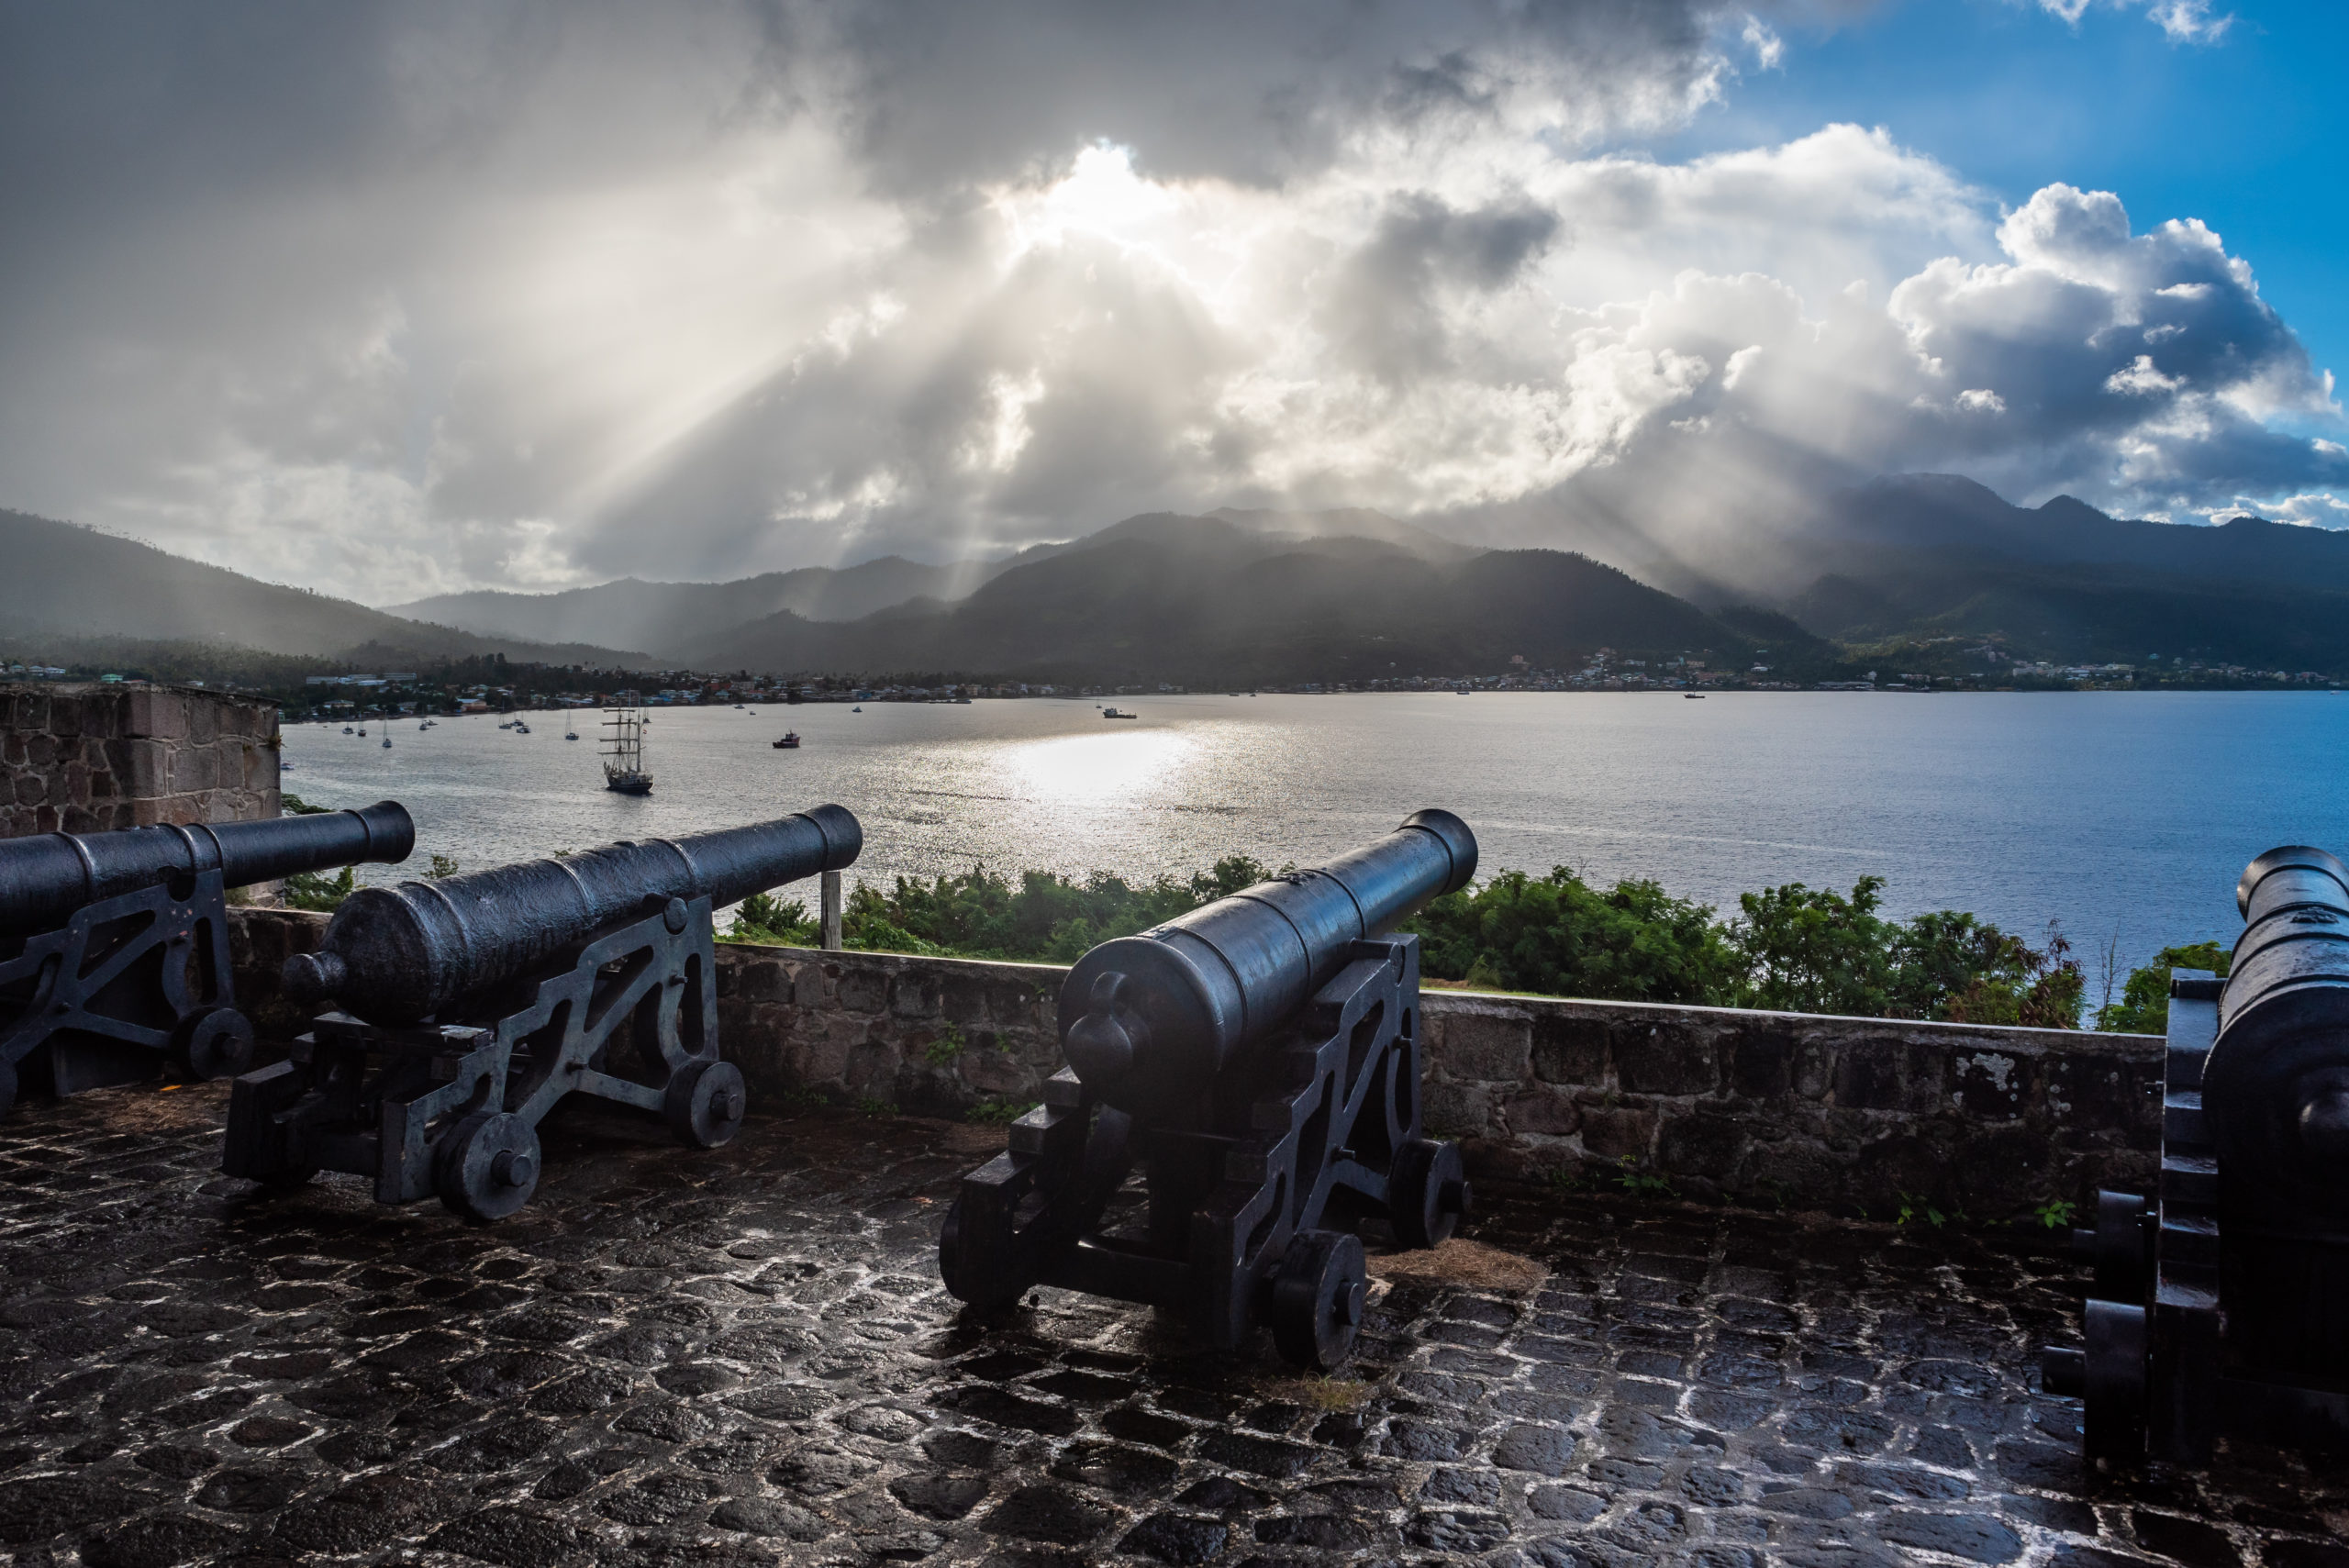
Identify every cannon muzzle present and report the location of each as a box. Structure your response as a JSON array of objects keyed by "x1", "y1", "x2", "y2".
[
  {"x1": 0, "y1": 801, "x2": 414, "y2": 939},
  {"x1": 1058, "y1": 808, "x2": 1476, "y2": 1112},
  {"x1": 284, "y1": 805, "x2": 862, "y2": 1023},
  {"x1": 2208, "y1": 844, "x2": 2349, "y2": 1217}
]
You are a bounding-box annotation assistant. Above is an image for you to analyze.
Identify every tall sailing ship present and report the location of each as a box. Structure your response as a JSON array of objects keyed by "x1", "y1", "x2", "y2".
[{"x1": 600, "y1": 699, "x2": 653, "y2": 795}]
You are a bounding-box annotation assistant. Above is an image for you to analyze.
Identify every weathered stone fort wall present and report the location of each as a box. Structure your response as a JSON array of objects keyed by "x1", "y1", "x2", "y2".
[
  {"x1": 0, "y1": 681, "x2": 279, "y2": 837},
  {"x1": 228, "y1": 910, "x2": 2159, "y2": 1220}
]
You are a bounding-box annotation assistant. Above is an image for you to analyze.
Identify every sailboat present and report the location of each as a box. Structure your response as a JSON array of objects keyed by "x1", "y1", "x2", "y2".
[{"x1": 601, "y1": 699, "x2": 653, "y2": 795}]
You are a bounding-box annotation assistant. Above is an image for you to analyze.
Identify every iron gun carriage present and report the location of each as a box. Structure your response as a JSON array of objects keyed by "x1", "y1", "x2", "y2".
[
  {"x1": 223, "y1": 806, "x2": 862, "y2": 1220},
  {"x1": 0, "y1": 802, "x2": 414, "y2": 1118},
  {"x1": 940, "y1": 809, "x2": 1479, "y2": 1370},
  {"x1": 2045, "y1": 844, "x2": 2349, "y2": 1460}
]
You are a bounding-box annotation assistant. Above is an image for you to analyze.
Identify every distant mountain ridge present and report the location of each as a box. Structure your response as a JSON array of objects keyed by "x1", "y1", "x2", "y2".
[
  {"x1": 672, "y1": 511, "x2": 1776, "y2": 684},
  {"x1": 1753, "y1": 475, "x2": 2349, "y2": 667},
  {"x1": 6, "y1": 481, "x2": 2347, "y2": 682},
  {"x1": 0, "y1": 510, "x2": 650, "y2": 667},
  {"x1": 385, "y1": 555, "x2": 1004, "y2": 658}
]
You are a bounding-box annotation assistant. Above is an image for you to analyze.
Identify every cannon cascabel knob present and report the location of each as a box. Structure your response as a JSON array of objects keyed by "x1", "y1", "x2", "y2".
[
  {"x1": 2298, "y1": 1085, "x2": 2349, "y2": 1164},
  {"x1": 282, "y1": 951, "x2": 349, "y2": 1003},
  {"x1": 1065, "y1": 972, "x2": 1139, "y2": 1085}
]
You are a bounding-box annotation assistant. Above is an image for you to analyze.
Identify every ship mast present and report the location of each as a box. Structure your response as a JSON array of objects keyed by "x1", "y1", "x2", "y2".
[{"x1": 600, "y1": 693, "x2": 652, "y2": 794}]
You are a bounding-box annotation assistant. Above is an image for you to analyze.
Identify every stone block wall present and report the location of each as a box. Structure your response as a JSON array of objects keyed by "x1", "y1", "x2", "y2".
[
  {"x1": 0, "y1": 682, "x2": 279, "y2": 837},
  {"x1": 226, "y1": 910, "x2": 2164, "y2": 1220}
]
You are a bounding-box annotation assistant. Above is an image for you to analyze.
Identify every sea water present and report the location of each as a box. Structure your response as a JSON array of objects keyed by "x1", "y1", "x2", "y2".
[{"x1": 281, "y1": 692, "x2": 2349, "y2": 970}]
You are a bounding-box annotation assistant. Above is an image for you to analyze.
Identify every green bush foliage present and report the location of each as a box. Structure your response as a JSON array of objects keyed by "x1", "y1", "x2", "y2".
[
  {"x1": 720, "y1": 891, "x2": 820, "y2": 946},
  {"x1": 728, "y1": 857, "x2": 1275, "y2": 962},
  {"x1": 282, "y1": 865, "x2": 355, "y2": 912},
  {"x1": 1403, "y1": 868, "x2": 1742, "y2": 1005},
  {"x1": 2097, "y1": 940, "x2": 2232, "y2": 1035},
  {"x1": 714, "y1": 854, "x2": 2154, "y2": 1029}
]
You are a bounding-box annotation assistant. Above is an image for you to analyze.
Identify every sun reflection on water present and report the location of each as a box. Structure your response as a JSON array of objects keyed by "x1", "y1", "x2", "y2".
[{"x1": 1006, "y1": 729, "x2": 1198, "y2": 804}]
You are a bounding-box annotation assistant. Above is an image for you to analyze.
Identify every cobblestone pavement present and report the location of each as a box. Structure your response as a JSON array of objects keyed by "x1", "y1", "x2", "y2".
[{"x1": 3, "y1": 1084, "x2": 2345, "y2": 1568}]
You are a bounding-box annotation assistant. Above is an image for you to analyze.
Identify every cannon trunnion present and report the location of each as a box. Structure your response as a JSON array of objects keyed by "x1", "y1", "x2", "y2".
[
  {"x1": 222, "y1": 806, "x2": 861, "y2": 1221},
  {"x1": 0, "y1": 802, "x2": 415, "y2": 1119},
  {"x1": 2044, "y1": 844, "x2": 2349, "y2": 1461},
  {"x1": 940, "y1": 809, "x2": 1479, "y2": 1371}
]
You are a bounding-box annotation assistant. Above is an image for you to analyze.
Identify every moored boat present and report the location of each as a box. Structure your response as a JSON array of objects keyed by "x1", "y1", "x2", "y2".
[
  {"x1": 601, "y1": 698, "x2": 653, "y2": 795},
  {"x1": 773, "y1": 731, "x2": 801, "y2": 749}
]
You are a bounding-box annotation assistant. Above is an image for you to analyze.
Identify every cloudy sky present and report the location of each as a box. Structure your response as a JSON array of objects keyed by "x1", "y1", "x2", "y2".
[{"x1": 1, "y1": 0, "x2": 2342, "y2": 602}]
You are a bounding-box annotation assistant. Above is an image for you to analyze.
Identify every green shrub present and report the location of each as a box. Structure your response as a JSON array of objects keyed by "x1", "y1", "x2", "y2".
[
  {"x1": 2098, "y1": 940, "x2": 2232, "y2": 1034},
  {"x1": 833, "y1": 856, "x2": 1270, "y2": 962},
  {"x1": 721, "y1": 891, "x2": 819, "y2": 946},
  {"x1": 283, "y1": 865, "x2": 355, "y2": 912},
  {"x1": 1404, "y1": 868, "x2": 1742, "y2": 1005},
  {"x1": 796, "y1": 856, "x2": 2114, "y2": 1029}
]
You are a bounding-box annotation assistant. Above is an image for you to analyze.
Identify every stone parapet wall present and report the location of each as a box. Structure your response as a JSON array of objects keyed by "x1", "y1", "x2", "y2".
[
  {"x1": 0, "y1": 681, "x2": 279, "y2": 837},
  {"x1": 225, "y1": 911, "x2": 2162, "y2": 1218},
  {"x1": 1414, "y1": 991, "x2": 2157, "y2": 1219}
]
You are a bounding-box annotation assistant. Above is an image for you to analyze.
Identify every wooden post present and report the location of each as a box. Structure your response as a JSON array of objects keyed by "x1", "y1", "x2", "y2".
[{"x1": 820, "y1": 870, "x2": 843, "y2": 951}]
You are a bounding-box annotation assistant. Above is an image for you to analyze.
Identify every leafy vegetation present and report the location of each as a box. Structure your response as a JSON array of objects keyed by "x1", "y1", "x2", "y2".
[
  {"x1": 1411, "y1": 869, "x2": 2084, "y2": 1024},
  {"x1": 282, "y1": 865, "x2": 355, "y2": 912},
  {"x1": 2097, "y1": 940, "x2": 2232, "y2": 1035},
  {"x1": 723, "y1": 860, "x2": 1273, "y2": 962},
  {"x1": 722, "y1": 854, "x2": 2121, "y2": 1026}
]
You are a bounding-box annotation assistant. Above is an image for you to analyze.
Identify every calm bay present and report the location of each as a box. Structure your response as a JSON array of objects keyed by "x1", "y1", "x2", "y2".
[{"x1": 280, "y1": 691, "x2": 2349, "y2": 972}]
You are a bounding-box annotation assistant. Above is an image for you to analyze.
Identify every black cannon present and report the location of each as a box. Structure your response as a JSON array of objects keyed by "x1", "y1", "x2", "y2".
[
  {"x1": 2044, "y1": 845, "x2": 2349, "y2": 1461},
  {"x1": 940, "y1": 809, "x2": 1478, "y2": 1370},
  {"x1": 223, "y1": 806, "x2": 862, "y2": 1220},
  {"x1": 0, "y1": 803, "x2": 414, "y2": 1119}
]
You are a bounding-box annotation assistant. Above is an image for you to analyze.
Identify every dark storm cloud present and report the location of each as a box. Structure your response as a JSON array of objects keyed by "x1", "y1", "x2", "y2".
[{"x1": 809, "y1": 0, "x2": 1729, "y2": 191}]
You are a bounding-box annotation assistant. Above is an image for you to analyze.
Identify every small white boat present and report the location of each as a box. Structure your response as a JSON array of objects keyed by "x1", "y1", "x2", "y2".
[
  {"x1": 512, "y1": 723, "x2": 531, "y2": 735},
  {"x1": 357, "y1": 728, "x2": 368, "y2": 737},
  {"x1": 342, "y1": 726, "x2": 353, "y2": 735},
  {"x1": 418, "y1": 721, "x2": 429, "y2": 729}
]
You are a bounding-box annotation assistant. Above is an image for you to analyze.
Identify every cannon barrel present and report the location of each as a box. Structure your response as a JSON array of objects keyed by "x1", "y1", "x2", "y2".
[
  {"x1": 283, "y1": 805, "x2": 862, "y2": 1024},
  {"x1": 2206, "y1": 844, "x2": 2349, "y2": 1215},
  {"x1": 1059, "y1": 808, "x2": 1476, "y2": 1111},
  {"x1": 0, "y1": 801, "x2": 414, "y2": 939}
]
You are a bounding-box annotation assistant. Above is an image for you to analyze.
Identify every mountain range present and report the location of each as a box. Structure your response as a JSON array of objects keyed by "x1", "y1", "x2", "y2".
[
  {"x1": 5, "y1": 480, "x2": 2347, "y2": 682},
  {"x1": 0, "y1": 511, "x2": 648, "y2": 667}
]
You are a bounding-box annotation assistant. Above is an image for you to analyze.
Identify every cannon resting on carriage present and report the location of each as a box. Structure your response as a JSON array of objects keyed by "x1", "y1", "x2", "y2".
[
  {"x1": 2044, "y1": 844, "x2": 2349, "y2": 1460},
  {"x1": 223, "y1": 806, "x2": 862, "y2": 1220},
  {"x1": 0, "y1": 802, "x2": 414, "y2": 1119},
  {"x1": 940, "y1": 809, "x2": 1479, "y2": 1370}
]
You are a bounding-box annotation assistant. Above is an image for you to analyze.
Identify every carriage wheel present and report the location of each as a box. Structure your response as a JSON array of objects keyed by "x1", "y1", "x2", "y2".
[
  {"x1": 1270, "y1": 1229, "x2": 1368, "y2": 1372},
  {"x1": 435, "y1": 1111, "x2": 541, "y2": 1222},
  {"x1": 171, "y1": 1007, "x2": 256, "y2": 1082},
  {"x1": 1387, "y1": 1138, "x2": 1472, "y2": 1251},
  {"x1": 664, "y1": 1060, "x2": 747, "y2": 1150}
]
